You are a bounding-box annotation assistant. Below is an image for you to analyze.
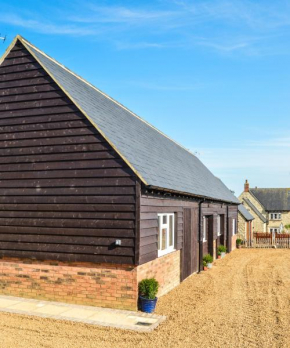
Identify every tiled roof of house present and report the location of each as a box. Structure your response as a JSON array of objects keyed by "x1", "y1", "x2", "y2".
[
  {"x1": 243, "y1": 198, "x2": 267, "y2": 223},
  {"x1": 250, "y1": 188, "x2": 290, "y2": 211},
  {"x1": 238, "y1": 204, "x2": 254, "y2": 221},
  {"x1": 14, "y1": 35, "x2": 239, "y2": 204}
]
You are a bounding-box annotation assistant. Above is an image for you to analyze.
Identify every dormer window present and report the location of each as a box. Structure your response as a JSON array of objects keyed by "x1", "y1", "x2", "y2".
[{"x1": 270, "y1": 213, "x2": 281, "y2": 220}]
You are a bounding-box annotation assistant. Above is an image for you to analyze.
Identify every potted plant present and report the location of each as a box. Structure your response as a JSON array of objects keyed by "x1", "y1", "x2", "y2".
[
  {"x1": 217, "y1": 250, "x2": 221, "y2": 259},
  {"x1": 138, "y1": 278, "x2": 159, "y2": 313},
  {"x1": 203, "y1": 254, "x2": 213, "y2": 269},
  {"x1": 203, "y1": 260, "x2": 208, "y2": 271},
  {"x1": 236, "y1": 238, "x2": 242, "y2": 249},
  {"x1": 218, "y1": 245, "x2": 227, "y2": 258}
]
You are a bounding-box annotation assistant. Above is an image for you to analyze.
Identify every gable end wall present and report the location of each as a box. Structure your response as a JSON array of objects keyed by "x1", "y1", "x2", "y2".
[{"x1": 0, "y1": 40, "x2": 137, "y2": 265}]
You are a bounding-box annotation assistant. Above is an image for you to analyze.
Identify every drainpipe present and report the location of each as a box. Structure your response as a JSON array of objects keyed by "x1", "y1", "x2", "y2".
[
  {"x1": 226, "y1": 205, "x2": 230, "y2": 252},
  {"x1": 198, "y1": 199, "x2": 205, "y2": 273}
]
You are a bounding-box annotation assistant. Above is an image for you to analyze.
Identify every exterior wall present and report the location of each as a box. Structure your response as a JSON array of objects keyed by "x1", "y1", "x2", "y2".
[
  {"x1": 238, "y1": 213, "x2": 246, "y2": 240},
  {"x1": 0, "y1": 257, "x2": 138, "y2": 310},
  {"x1": 240, "y1": 191, "x2": 290, "y2": 233},
  {"x1": 139, "y1": 194, "x2": 199, "y2": 265},
  {"x1": 137, "y1": 250, "x2": 180, "y2": 297},
  {"x1": 267, "y1": 211, "x2": 290, "y2": 232},
  {"x1": 239, "y1": 191, "x2": 266, "y2": 232},
  {"x1": 0, "y1": 40, "x2": 137, "y2": 265}
]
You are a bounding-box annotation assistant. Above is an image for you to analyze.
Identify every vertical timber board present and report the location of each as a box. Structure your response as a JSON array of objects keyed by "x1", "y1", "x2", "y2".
[
  {"x1": 182, "y1": 208, "x2": 192, "y2": 281},
  {"x1": 191, "y1": 207, "x2": 199, "y2": 273}
]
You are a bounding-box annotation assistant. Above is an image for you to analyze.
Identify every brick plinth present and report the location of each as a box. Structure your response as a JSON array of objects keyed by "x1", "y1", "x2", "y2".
[
  {"x1": 137, "y1": 250, "x2": 181, "y2": 297},
  {"x1": 0, "y1": 258, "x2": 138, "y2": 310}
]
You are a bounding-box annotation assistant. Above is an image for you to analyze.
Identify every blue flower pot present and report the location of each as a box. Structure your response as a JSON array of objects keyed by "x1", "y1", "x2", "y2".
[{"x1": 139, "y1": 296, "x2": 157, "y2": 313}]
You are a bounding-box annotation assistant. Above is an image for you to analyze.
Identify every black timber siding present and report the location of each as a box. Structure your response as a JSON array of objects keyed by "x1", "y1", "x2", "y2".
[
  {"x1": 0, "y1": 40, "x2": 137, "y2": 264},
  {"x1": 139, "y1": 195, "x2": 238, "y2": 266},
  {"x1": 140, "y1": 194, "x2": 199, "y2": 265}
]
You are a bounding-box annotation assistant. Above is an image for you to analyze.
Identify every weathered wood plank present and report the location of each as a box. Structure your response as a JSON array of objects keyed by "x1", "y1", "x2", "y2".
[
  {"x1": 0, "y1": 242, "x2": 134, "y2": 256},
  {"x1": 0, "y1": 77, "x2": 51, "y2": 89},
  {"x1": 0, "y1": 195, "x2": 136, "y2": 204},
  {"x1": 0, "y1": 83, "x2": 60, "y2": 97},
  {"x1": 0, "y1": 250, "x2": 134, "y2": 264},
  {"x1": 0, "y1": 177, "x2": 135, "y2": 188},
  {"x1": 0, "y1": 217, "x2": 135, "y2": 229},
  {"x1": 0, "y1": 186, "x2": 135, "y2": 196},
  {"x1": 0, "y1": 69, "x2": 47, "y2": 82},
  {"x1": 0, "y1": 158, "x2": 124, "y2": 172},
  {"x1": 0, "y1": 234, "x2": 135, "y2": 247},
  {"x1": 0, "y1": 168, "x2": 133, "y2": 179},
  {"x1": 0, "y1": 210, "x2": 135, "y2": 220},
  {"x1": 0, "y1": 203, "x2": 135, "y2": 212},
  {"x1": 0, "y1": 225, "x2": 135, "y2": 237},
  {"x1": 0, "y1": 62, "x2": 42, "y2": 75},
  {"x1": 0, "y1": 90, "x2": 65, "y2": 103},
  {"x1": 0, "y1": 143, "x2": 107, "y2": 156},
  {"x1": 0, "y1": 151, "x2": 116, "y2": 164}
]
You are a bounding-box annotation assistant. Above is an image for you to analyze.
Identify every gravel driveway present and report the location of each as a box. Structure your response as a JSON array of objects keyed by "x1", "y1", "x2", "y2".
[{"x1": 1, "y1": 249, "x2": 290, "y2": 348}]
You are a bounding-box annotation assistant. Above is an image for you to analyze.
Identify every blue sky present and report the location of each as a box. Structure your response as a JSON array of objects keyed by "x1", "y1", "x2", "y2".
[{"x1": 0, "y1": 0, "x2": 289, "y2": 195}]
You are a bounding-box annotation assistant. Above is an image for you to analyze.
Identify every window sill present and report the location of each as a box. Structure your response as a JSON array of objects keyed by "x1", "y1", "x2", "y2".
[{"x1": 158, "y1": 248, "x2": 176, "y2": 258}]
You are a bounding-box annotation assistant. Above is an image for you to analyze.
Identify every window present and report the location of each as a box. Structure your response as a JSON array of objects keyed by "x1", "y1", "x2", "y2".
[
  {"x1": 270, "y1": 213, "x2": 281, "y2": 220},
  {"x1": 203, "y1": 216, "x2": 207, "y2": 242},
  {"x1": 157, "y1": 214, "x2": 175, "y2": 257},
  {"x1": 270, "y1": 228, "x2": 279, "y2": 233},
  {"x1": 232, "y1": 218, "x2": 236, "y2": 235},
  {"x1": 217, "y1": 215, "x2": 221, "y2": 236}
]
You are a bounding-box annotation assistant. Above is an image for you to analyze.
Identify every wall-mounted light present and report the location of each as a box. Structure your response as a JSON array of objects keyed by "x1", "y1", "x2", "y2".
[{"x1": 115, "y1": 239, "x2": 122, "y2": 246}]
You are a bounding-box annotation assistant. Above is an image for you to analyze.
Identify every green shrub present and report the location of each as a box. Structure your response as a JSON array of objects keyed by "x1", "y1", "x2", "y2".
[
  {"x1": 139, "y1": 278, "x2": 159, "y2": 300},
  {"x1": 218, "y1": 245, "x2": 227, "y2": 253},
  {"x1": 203, "y1": 254, "x2": 213, "y2": 265},
  {"x1": 236, "y1": 238, "x2": 242, "y2": 246}
]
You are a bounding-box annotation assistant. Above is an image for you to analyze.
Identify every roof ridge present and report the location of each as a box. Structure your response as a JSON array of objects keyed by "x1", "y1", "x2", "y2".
[{"x1": 19, "y1": 35, "x2": 199, "y2": 161}]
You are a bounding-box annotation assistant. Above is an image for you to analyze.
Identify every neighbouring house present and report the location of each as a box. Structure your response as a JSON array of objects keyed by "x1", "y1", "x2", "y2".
[
  {"x1": 238, "y1": 204, "x2": 254, "y2": 245},
  {"x1": 0, "y1": 35, "x2": 239, "y2": 311},
  {"x1": 239, "y1": 180, "x2": 290, "y2": 234}
]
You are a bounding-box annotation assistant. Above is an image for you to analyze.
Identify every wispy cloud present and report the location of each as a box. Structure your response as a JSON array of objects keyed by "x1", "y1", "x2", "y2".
[
  {"x1": 0, "y1": 13, "x2": 95, "y2": 36},
  {"x1": 0, "y1": 0, "x2": 290, "y2": 55}
]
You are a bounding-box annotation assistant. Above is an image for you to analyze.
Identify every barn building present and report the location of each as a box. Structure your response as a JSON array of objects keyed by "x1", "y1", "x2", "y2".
[{"x1": 0, "y1": 35, "x2": 239, "y2": 310}]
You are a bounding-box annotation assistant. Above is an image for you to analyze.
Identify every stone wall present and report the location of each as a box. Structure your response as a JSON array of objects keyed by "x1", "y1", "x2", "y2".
[
  {"x1": 0, "y1": 258, "x2": 138, "y2": 310},
  {"x1": 238, "y1": 213, "x2": 246, "y2": 240}
]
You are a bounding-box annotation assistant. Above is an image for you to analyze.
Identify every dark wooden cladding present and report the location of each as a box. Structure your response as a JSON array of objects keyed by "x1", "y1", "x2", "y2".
[
  {"x1": 0, "y1": 40, "x2": 137, "y2": 264},
  {"x1": 140, "y1": 194, "x2": 198, "y2": 265}
]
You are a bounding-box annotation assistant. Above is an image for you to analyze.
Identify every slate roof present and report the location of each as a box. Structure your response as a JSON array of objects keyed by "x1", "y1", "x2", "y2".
[
  {"x1": 250, "y1": 188, "x2": 290, "y2": 211},
  {"x1": 238, "y1": 204, "x2": 254, "y2": 221},
  {"x1": 243, "y1": 198, "x2": 267, "y2": 223},
  {"x1": 15, "y1": 36, "x2": 239, "y2": 204}
]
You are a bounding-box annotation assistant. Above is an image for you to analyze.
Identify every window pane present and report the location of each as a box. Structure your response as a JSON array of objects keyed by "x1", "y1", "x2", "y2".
[
  {"x1": 162, "y1": 228, "x2": 167, "y2": 250},
  {"x1": 163, "y1": 215, "x2": 167, "y2": 224},
  {"x1": 158, "y1": 215, "x2": 161, "y2": 250},
  {"x1": 169, "y1": 215, "x2": 174, "y2": 246}
]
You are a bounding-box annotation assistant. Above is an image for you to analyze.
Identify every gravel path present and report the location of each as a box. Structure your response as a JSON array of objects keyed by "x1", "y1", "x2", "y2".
[{"x1": 1, "y1": 249, "x2": 290, "y2": 348}]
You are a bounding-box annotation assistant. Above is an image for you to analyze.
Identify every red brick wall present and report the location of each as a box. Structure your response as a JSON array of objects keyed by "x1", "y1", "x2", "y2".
[
  {"x1": 137, "y1": 250, "x2": 181, "y2": 297},
  {"x1": 0, "y1": 258, "x2": 138, "y2": 310}
]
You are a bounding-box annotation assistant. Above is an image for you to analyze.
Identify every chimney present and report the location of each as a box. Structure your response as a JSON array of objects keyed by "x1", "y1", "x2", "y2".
[{"x1": 244, "y1": 179, "x2": 249, "y2": 192}]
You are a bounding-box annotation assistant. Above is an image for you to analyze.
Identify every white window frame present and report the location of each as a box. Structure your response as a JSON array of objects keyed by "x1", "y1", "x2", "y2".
[
  {"x1": 203, "y1": 216, "x2": 207, "y2": 242},
  {"x1": 269, "y1": 227, "x2": 279, "y2": 233},
  {"x1": 270, "y1": 212, "x2": 281, "y2": 220},
  {"x1": 157, "y1": 213, "x2": 175, "y2": 257},
  {"x1": 232, "y1": 218, "x2": 236, "y2": 236},
  {"x1": 217, "y1": 215, "x2": 221, "y2": 236}
]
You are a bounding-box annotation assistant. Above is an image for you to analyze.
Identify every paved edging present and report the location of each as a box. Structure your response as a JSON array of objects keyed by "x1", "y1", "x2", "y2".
[{"x1": 0, "y1": 295, "x2": 166, "y2": 332}]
